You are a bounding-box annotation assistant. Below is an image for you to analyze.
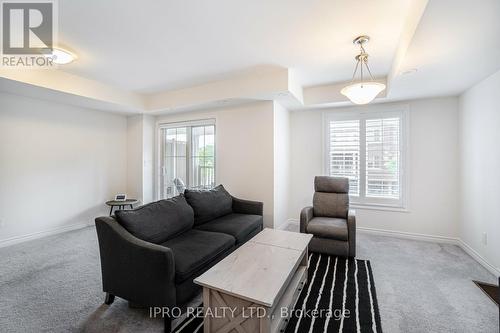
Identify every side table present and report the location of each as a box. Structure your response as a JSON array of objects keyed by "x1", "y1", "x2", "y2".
[{"x1": 105, "y1": 199, "x2": 139, "y2": 215}]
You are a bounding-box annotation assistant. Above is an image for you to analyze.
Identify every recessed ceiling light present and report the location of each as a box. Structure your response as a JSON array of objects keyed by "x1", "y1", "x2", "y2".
[
  {"x1": 400, "y1": 68, "x2": 418, "y2": 76},
  {"x1": 44, "y1": 48, "x2": 76, "y2": 65}
]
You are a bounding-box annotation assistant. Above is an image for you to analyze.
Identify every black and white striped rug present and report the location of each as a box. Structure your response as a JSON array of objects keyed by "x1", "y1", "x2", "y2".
[
  {"x1": 173, "y1": 253, "x2": 382, "y2": 333},
  {"x1": 284, "y1": 253, "x2": 382, "y2": 333}
]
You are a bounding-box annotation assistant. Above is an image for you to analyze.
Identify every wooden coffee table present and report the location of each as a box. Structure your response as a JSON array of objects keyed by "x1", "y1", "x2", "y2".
[{"x1": 194, "y1": 228, "x2": 313, "y2": 333}]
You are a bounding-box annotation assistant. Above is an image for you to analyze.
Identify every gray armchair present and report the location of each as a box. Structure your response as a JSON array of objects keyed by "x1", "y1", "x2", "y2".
[{"x1": 300, "y1": 176, "x2": 356, "y2": 257}]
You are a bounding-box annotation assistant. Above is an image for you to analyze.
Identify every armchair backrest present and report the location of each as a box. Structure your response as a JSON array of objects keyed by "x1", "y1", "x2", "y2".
[{"x1": 312, "y1": 176, "x2": 349, "y2": 219}]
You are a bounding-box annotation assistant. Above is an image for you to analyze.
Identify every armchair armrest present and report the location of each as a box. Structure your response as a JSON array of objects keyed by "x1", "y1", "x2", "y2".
[
  {"x1": 95, "y1": 216, "x2": 176, "y2": 307},
  {"x1": 231, "y1": 196, "x2": 263, "y2": 216},
  {"x1": 347, "y1": 209, "x2": 356, "y2": 257},
  {"x1": 300, "y1": 206, "x2": 314, "y2": 233}
]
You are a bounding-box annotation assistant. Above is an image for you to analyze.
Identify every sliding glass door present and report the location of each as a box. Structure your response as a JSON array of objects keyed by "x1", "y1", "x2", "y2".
[{"x1": 159, "y1": 121, "x2": 215, "y2": 198}]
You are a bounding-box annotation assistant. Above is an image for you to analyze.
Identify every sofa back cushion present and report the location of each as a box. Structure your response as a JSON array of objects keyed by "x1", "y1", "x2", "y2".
[
  {"x1": 184, "y1": 185, "x2": 233, "y2": 225},
  {"x1": 314, "y1": 176, "x2": 349, "y2": 193},
  {"x1": 313, "y1": 176, "x2": 349, "y2": 219},
  {"x1": 313, "y1": 192, "x2": 348, "y2": 219},
  {"x1": 115, "y1": 196, "x2": 194, "y2": 244}
]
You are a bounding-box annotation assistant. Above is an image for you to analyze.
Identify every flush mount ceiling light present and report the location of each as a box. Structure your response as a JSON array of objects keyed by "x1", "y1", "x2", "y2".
[
  {"x1": 44, "y1": 48, "x2": 76, "y2": 65},
  {"x1": 341, "y1": 36, "x2": 386, "y2": 105}
]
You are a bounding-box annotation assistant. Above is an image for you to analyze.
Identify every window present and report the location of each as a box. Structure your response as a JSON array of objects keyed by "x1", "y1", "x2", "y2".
[
  {"x1": 325, "y1": 108, "x2": 408, "y2": 208},
  {"x1": 159, "y1": 120, "x2": 215, "y2": 198},
  {"x1": 329, "y1": 120, "x2": 360, "y2": 196}
]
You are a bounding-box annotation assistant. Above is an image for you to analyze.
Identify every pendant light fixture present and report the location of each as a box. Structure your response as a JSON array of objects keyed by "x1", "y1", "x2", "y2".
[{"x1": 341, "y1": 36, "x2": 385, "y2": 105}]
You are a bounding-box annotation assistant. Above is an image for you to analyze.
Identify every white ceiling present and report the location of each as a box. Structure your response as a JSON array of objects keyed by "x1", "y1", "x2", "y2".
[
  {"x1": 390, "y1": 0, "x2": 500, "y2": 100},
  {"x1": 58, "y1": 0, "x2": 413, "y2": 93},
  {"x1": 2, "y1": 0, "x2": 500, "y2": 110}
]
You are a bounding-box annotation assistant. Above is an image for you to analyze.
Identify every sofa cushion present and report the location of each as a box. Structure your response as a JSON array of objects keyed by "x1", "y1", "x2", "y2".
[
  {"x1": 184, "y1": 185, "x2": 233, "y2": 225},
  {"x1": 161, "y1": 229, "x2": 235, "y2": 283},
  {"x1": 194, "y1": 213, "x2": 262, "y2": 244},
  {"x1": 306, "y1": 217, "x2": 348, "y2": 241},
  {"x1": 115, "y1": 196, "x2": 194, "y2": 244}
]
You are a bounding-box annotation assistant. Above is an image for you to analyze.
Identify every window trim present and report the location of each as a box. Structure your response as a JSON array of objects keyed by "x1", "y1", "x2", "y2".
[
  {"x1": 323, "y1": 105, "x2": 410, "y2": 211},
  {"x1": 156, "y1": 118, "x2": 216, "y2": 200}
]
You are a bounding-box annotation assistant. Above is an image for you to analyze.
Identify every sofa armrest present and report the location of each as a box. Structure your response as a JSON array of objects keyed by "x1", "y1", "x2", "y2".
[
  {"x1": 347, "y1": 209, "x2": 356, "y2": 257},
  {"x1": 95, "y1": 216, "x2": 177, "y2": 307},
  {"x1": 231, "y1": 196, "x2": 263, "y2": 216},
  {"x1": 300, "y1": 206, "x2": 314, "y2": 233}
]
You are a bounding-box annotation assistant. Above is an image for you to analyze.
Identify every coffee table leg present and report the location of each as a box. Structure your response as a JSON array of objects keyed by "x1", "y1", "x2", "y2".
[
  {"x1": 203, "y1": 288, "x2": 210, "y2": 333},
  {"x1": 109, "y1": 206, "x2": 113, "y2": 216}
]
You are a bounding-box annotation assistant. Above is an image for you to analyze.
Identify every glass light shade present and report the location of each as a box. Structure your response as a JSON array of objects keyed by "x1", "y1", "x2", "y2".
[
  {"x1": 44, "y1": 48, "x2": 76, "y2": 64},
  {"x1": 341, "y1": 82, "x2": 386, "y2": 105}
]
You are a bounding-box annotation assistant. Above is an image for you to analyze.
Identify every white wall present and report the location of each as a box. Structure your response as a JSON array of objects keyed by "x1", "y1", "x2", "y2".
[
  {"x1": 273, "y1": 102, "x2": 290, "y2": 228},
  {"x1": 156, "y1": 102, "x2": 275, "y2": 227},
  {"x1": 126, "y1": 114, "x2": 155, "y2": 204},
  {"x1": 126, "y1": 115, "x2": 144, "y2": 201},
  {"x1": 142, "y1": 115, "x2": 155, "y2": 204},
  {"x1": 459, "y1": 69, "x2": 500, "y2": 273},
  {"x1": 0, "y1": 92, "x2": 127, "y2": 245},
  {"x1": 289, "y1": 97, "x2": 460, "y2": 237}
]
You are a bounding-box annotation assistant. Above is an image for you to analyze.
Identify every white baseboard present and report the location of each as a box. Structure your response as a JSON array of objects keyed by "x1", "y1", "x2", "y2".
[
  {"x1": 458, "y1": 239, "x2": 500, "y2": 277},
  {"x1": 275, "y1": 223, "x2": 286, "y2": 230},
  {"x1": 358, "y1": 226, "x2": 499, "y2": 277},
  {"x1": 0, "y1": 222, "x2": 93, "y2": 248},
  {"x1": 274, "y1": 221, "x2": 286, "y2": 230},
  {"x1": 357, "y1": 226, "x2": 460, "y2": 245},
  {"x1": 284, "y1": 220, "x2": 499, "y2": 277},
  {"x1": 275, "y1": 218, "x2": 299, "y2": 230}
]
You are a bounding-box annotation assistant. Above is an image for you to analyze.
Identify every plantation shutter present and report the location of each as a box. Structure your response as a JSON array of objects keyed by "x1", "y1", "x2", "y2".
[
  {"x1": 328, "y1": 120, "x2": 360, "y2": 196},
  {"x1": 365, "y1": 117, "x2": 400, "y2": 198}
]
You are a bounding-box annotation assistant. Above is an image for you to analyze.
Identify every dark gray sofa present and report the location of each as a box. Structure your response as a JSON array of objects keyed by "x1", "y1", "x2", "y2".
[{"x1": 94, "y1": 185, "x2": 263, "y2": 332}]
